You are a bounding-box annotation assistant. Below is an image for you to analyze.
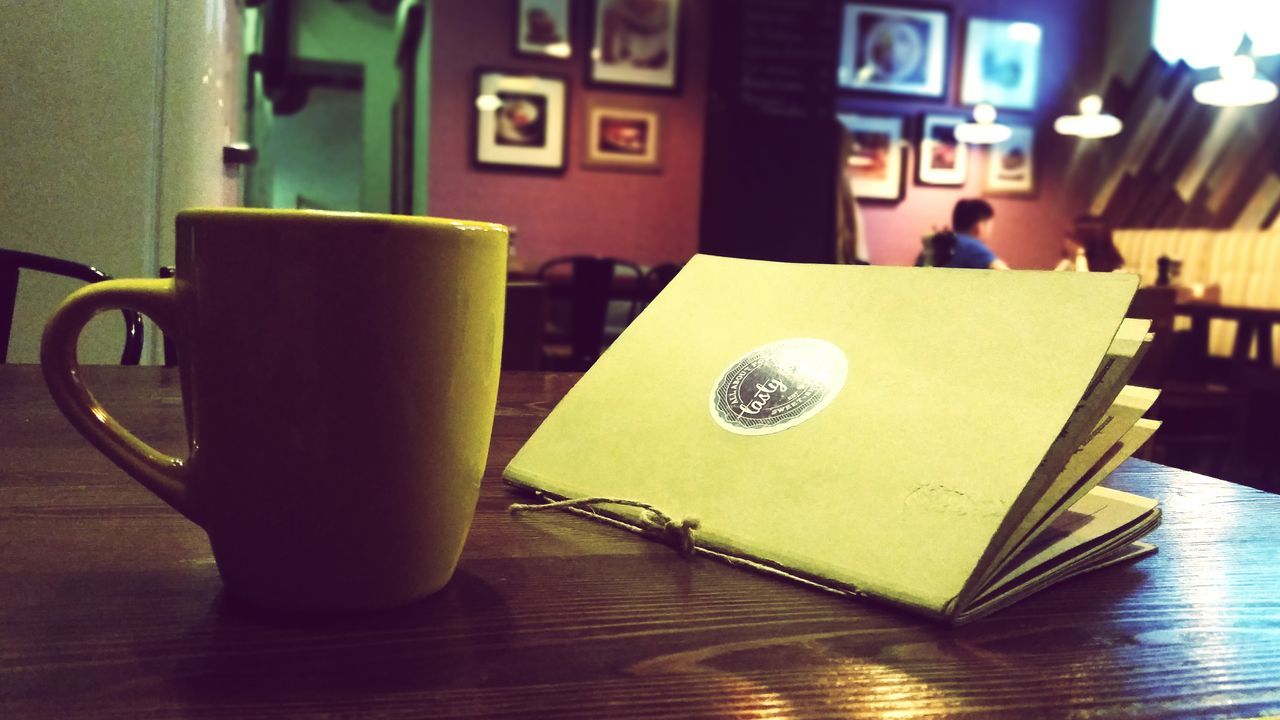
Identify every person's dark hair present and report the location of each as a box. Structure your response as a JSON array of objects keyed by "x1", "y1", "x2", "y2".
[
  {"x1": 924, "y1": 230, "x2": 957, "y2": 267},
  {"x1": 1072, "y1": 214, "x2": 1125, "y2": 272},
  {"x1": 952, "y1": 199, "x2": 995, "y2": 234}
]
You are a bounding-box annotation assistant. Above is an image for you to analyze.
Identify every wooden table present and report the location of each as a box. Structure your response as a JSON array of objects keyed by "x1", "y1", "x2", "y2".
[{"x1": 3, "y1": 366, "x2": 1280, "y2": 719}]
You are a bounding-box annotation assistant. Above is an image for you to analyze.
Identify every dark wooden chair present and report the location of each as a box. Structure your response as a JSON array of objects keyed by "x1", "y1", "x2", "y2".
[
  {"x1": 0, "y1": 249, "x2": 143, "y2": 365},
  {"x1": 159, "y1": 266, "x2": 179, "y2": 367},
  {"x1": 1221, "y1": 364, "x2": 1280, "y2": 492},
  {"x1": 639, "y1": 262, "x2": 683, "y2": 311},
  {"x1": 1127, "y1": 285, "x2": 1176, "y2": 390},
  {"x1": 1133, "y1": 286, "x2": 1239, "y2": 475},
  {"x1": 503, "y1": 281, "x2": 548, "y2": 371},
  {"x1": 537, "y1": 256, "x2": 642, "y2": 371}
]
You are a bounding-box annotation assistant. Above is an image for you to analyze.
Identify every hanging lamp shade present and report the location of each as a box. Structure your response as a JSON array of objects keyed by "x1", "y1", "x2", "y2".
[
  {"x1": 1192, "y1": 55, "x2": 1278, "y2": 107},
  {"x1": 953, "y1": 103, "x2": 1012, "y2": 145},
  {"x1": 1054, "y1": 95, "x2": 1123, "y2": 138}
]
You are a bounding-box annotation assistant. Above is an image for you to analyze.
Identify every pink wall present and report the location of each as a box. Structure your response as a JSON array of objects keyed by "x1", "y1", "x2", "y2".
[
  {"x1": 427, "y1": 1, "x2": 708, "y2": 269},
  {"x1": 848, "y1": 0, "x2": 1108, "y2": 269}
]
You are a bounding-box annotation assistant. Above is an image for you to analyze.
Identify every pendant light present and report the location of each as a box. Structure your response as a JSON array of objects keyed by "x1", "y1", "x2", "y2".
[
  {"x1": 1193, "y1": 55, "x2": 1278, "y2": 107},
  {"x1": 953, "y1": 103, "x2": 1012, "y2": 145},
  {"x1": 1054, "y1": 95, "x2": 1123, "y2": 138}
]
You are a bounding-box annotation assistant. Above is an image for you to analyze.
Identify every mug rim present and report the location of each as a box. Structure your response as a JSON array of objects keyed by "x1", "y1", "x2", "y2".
[{"x1": 178, "y1": 207, "x2": 507, "y2": 237}]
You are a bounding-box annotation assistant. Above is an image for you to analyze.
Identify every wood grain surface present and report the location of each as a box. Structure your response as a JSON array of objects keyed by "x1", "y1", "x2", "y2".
[{"x1": 2, "y1": 366, "x2": 1279, "y2": 719}]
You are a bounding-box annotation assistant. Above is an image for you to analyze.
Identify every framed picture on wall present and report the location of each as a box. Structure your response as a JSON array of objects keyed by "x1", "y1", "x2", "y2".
[
  {"x1": 515, "y1": 0, "x2": 573, "y2": 59},
  {"x1": 984, "y1": 124, "x2": 1036, "y2": 196},
  {"x1": 917, "y1": 114, "x2": 967, "y2": 186},
  {"x1": 583, "y1": 99, "x2": 663, "y2": 172},
  {"x1": 960, "y1": 18, "x2": 1042, "y2": 110},
  {"x1": 837, "y1": 2, "x2": 950, "y2": 99},
  {"x1": 473, "y1": 69, "x2": 569, "y2": 172},
  {"x1": 838, "y1": 112, "x2": 906, "y2": 202},
  {"x1": 588, "y1": 0, "x2": 681, "y2": 92}
]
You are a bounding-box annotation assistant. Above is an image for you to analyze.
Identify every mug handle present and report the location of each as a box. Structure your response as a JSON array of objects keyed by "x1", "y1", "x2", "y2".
[{"x1": 40, "y1": 278, "x2": 199, "y2": 523}]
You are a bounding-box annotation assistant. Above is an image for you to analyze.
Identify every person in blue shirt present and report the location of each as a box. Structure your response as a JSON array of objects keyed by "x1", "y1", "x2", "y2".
[{"x1": 918, "y1": 199, "x2": 1010, "y2": 269}]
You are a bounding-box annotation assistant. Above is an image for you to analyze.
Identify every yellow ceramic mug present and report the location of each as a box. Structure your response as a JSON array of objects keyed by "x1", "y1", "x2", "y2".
[{"x1": 41, "y1": 209, "x2": 507, "y2": 612}]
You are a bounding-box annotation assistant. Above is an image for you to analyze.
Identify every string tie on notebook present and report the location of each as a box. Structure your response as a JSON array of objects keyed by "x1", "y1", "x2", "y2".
[{"x1": 509, "y1": 497, "x2": 701, "y2": 558}]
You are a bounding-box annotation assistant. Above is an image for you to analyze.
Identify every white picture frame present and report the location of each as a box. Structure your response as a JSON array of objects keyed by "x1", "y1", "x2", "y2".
[
  {"x1": 917, "y1": 114, "x2": 968, "y2": 186},
  {"x1": 838, "y1": 112, "x2": 906, "y2": 202},
  {"x1": 837, "y1": 2, "x2": 950, "y2": 98},
  {"x1": 984, "y1": 124, "x2": 1036, "y2": 196},
  {"x1": 474, "y1": 69, "x2": 568, "y2": 172},
  {"x1": 588, "y1": 0, "x2": 681, "y2": 91},
  {"x1": 960, "y1": 18, "x2": 1042, "y2": 110},
  {"x1": 516, "y1": 0, "x2": 573, "y2": 59}
]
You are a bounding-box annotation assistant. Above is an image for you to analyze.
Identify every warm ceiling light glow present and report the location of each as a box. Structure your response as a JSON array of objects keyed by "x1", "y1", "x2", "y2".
[
  {"x1": 1193, "y1": 55, "x2": 1279, "y2": 107},
  {"x1": 1054, "y1": 94, "x2": 1123, "y2": 138},
  {"x1": 544, "y1": 42, "x2": 571, "y2": 58},
  {"x1": 1247, "y1": 5, "x2": 1280, "y2": 54},
  {"x1": 1007, "y1": 22, "x2": 1042, "y2": 44},
  {"x1": 1153, "y1": 0, "x2": 1245, "y2": 68},
  {"x1": 954, "y1": 103, "x2": 1012, "y2": 144},
  {"x1": 1153, "y1": 0, "x2": 1280, "y2": 67}
]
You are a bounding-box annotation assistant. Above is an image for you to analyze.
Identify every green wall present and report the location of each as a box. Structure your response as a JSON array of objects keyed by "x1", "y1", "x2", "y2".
[
  {"x1": 295, "y1": 0, "x2": 396, "y2": 213},
  {"x1": 247, "y1": 0, "x2": 428, "y2": 215}
]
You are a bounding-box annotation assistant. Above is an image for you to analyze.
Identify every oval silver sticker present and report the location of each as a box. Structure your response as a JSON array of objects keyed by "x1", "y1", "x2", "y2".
[{"x1": 709, "y1": 338, "x2": 848, "y2": 436}]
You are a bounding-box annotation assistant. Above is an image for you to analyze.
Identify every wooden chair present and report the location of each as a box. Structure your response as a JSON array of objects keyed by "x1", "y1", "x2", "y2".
[
  {"x1": 1132, "y1": 286, "x2": 1238, "y2": 474},
  {"x1": 503, "y1": 281, "x2": 548, "y2": 371},
  {"x1": 1126, "y1": 286, "x2": 1176, "y2": 390},
  {"x1": 639, "y1": 262, "x2": 683, "y2": 312},
  {"x1": 537, "y1": 256, "x2": 641, "y2": 371},
  {"x1": 159, "y1": 266, "x2": 179, "y2": 367},
  {"x1": 0, "y1": 249, "x2": 143, "y2": 365},
  {"x1": 1222, "y1": 364, "x2": 1280, "y2": 492}
]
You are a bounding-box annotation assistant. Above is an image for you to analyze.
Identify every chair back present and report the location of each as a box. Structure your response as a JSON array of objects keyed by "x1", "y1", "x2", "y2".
[
  {"x1": 1127, "y1": 285, "x2": 1176, "y2": 389},
  {"x1": 1224, "y1": 364, "x2": 1280, "y2": 490},
  {"x1": 0, "y1": 249, "x2": 143, "y2": 365},
  {"x1": 641, "y1": 263, "x2": 683, "y2": 308},
  {"x1": 503, "y1": 281, "x2": 548, "y2": 371},
  {"x1": 159, "y1": 266, "x2": 179, "y2": 366},
  {"x1": 537, "y1": 256, "x2": 641, "y2": 370}
]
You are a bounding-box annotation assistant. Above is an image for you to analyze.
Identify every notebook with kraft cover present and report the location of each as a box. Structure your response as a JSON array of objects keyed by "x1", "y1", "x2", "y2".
[{"x1": 504, "y1": 254, "x2": 1161, "y2": 625}]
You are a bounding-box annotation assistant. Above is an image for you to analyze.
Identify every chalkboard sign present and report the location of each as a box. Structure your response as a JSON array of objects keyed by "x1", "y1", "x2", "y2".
[
  {"x1": 739, "y1": 0, "x2": 839, "y2": 118},
  {"x1": 699, "y1": 0, "x2": 843, "y2": 263}
]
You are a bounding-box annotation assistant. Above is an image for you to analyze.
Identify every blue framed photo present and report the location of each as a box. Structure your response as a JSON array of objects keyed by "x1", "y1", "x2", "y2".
[
  {"x1": 961, "y1": 18, "x2": 1042, "y2": 110},
  {"x1": 837, "y1": 3, "x2": 950, "y2": 99}
]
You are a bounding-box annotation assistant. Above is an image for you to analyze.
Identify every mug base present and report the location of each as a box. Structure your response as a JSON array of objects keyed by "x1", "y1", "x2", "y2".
[{"x1": 214, "y1": 568, "x2": 458, "y2": 616}]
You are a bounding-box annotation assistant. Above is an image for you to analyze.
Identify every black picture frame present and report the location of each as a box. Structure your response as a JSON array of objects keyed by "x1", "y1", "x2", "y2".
[
  {"x1": 983, "y1": 124, "x2": 1037, "y2": 197},
  {"x1": 838, "y1": 112, "x2": 907, "y2": 203},
  {"x1": 586, "y1": 0, "x2": 683, "y2": 94},
  {"x1": 514, "y1": 0, "x2": 574, "y2": 60},
  {"x1": 915, "y1": 113, "x2": 968, "y2": 186},
  {"x1": 472, "y1": 68, "x2": 570, "y2": 173},
  {"x1": 836, "y1": 2, "x2": 952, "y2": 101}
]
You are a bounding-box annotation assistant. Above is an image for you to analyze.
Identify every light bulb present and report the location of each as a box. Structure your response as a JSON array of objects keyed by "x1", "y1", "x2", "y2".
[
  {"x1": 1220, "y1": 55, "x2": 1256, "y2": 81},
  {"x1": 973, "y1": 103, "x2": 998, "y2": 124},
  {"x1": 1079, "y1": 94, "x2": 1103, "y2": 115}
]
